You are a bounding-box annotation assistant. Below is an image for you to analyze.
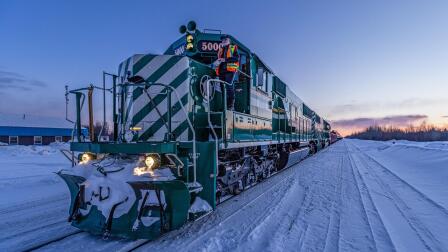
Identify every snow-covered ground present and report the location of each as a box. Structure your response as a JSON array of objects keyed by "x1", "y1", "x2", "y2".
[{"x1": 0, "y1": 139, "x2": 447, "y2": 252}]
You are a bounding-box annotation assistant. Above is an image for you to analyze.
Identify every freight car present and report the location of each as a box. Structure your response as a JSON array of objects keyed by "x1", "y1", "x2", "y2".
[
  {"x1": 58, "y1": 21, "x2": 331, "y2": 240},
  {"x1": 330, "y1": 130, "x2": 342, "y2": 144}
]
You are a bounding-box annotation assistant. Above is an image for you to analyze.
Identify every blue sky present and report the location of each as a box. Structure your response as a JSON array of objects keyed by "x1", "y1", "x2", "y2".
[{"x1": 1, "y1": 0, "x2": 447, "y2": 134}]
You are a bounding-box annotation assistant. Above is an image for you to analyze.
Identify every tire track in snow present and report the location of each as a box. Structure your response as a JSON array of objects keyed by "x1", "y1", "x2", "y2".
[
  {"x1": 347, "y1": 141, "x2": 447, "y2": 251},
  {"x1": 346, "y1": 152, "x2": 378, "y2": 252},
  {"x1": 182, "y1": 173, "x2": 298, "y2": 251},
  {"x1": 337, "y1": 144, "x2": 377, "y2": 252},
  {"x1": 239, "y1": 145, "x2": 342, "y2": 252},
  {"x1": 345, "y1": 142, "x2": 396, "y2": 252},
  {"x1": 362, "y1": 149, "x2": 448, "y2": 216},
  {"x1": 322, "y1": 155, "x2": 343, "y2": 252},
  {"x1": 279, "y1": 152, "x2": 338, "y2": 252},
  {"x1": 240, "y1": 166, "x2": 310, "y2": 251}
]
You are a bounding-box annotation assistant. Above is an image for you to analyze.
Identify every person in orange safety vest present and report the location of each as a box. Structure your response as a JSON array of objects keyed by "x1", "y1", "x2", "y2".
[{"x1": 215, "y1": 35, "x2": 239, "y2": 110}]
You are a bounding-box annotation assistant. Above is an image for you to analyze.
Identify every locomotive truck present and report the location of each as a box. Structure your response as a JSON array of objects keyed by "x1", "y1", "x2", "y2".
[{"x1": 58, "y1": 21, "x2": 331, "y2": 240}]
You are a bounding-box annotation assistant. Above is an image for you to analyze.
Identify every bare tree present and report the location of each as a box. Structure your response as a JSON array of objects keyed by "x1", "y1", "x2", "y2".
[{"x1": 348, "y1": 123, "x2": 448, "y2": 141}]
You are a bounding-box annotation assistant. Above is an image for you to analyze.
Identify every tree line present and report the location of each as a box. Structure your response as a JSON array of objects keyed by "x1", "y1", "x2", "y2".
[{"x1": 348, "y1": 124, "x2": 448, "y2": 141}]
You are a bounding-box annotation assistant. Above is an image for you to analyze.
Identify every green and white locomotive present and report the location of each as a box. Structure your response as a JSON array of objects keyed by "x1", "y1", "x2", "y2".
[{"x1": 58, "y1": 21, "x2": 331, "y2": 240}]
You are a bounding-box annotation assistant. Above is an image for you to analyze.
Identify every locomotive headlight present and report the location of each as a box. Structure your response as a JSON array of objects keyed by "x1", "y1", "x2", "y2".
[
  {"x1": 145, "y1": 154, "x2": 160, "y2": 169},
  {"x1": 79, "y1": 152, "x2": 94, "y2": 164},
  {"x1": 145, "y1": 156, "x2": 155, "y2": 169},
  {"x1": 185, "y1": 33, "x2": 194, "y2": 51},
  {"x1": 133, "y1": 154, "x2": 160, "y2": 176}
]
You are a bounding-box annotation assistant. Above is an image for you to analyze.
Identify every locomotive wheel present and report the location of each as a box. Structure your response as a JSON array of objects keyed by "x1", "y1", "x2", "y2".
[
  {"x1": 248, "y1": 169, "x2": 256, "y2": 185},
  {"x1": 216, "y1": 181, "x2": 224, "y2": 204},
  {"x1": 310, "y1": 143, "x2": 317, "y2": 155},
  {"x1": 242, "y1": 169, "x2": 256, "y2": 190},
  {"x1": 242, "y1": 174, "x2": 249, "y2": 190},
  {"x1": 242, "y1": 175, "x2": 247, "y2": 190},
  {"x1": 262, "y1": 168, "x2": 269, "y2": 179},
  {"x1": 230, "y1": 183, "x2": 241, "y2": 195},
  {"x1": 216, "y1": 191, "x2": 221, "y2": 204}
]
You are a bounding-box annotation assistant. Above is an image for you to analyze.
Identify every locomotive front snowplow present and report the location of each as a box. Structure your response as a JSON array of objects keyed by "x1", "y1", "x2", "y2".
[
  {"x1": 58, "y1": 159, "x2": 191, "y2": 239},
  {"x1": 58, "y1": 141, "x2": 217, "y2": 240}
]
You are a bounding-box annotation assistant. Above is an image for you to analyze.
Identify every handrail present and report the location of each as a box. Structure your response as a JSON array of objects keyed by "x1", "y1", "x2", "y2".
[
  {"x1": 70, "y1": 92, "x2": 86, "y2": 142},
  {"x1": 64, "y1": 85, "x2": 75, "y2": 124},
  {"x1": 204, "y1": 78, "x2": 235, "y2": 171},
  {"x1": 99, "y1": 72, "x2": 117, "y2": 142},
  {"x1": 68, "y1": 85, "x2": 113, "y2": 143},
  {"x1": 208, "y1": 75, "x2": 240, "y2": 147},
  {"x1": 206, "y1": 79, "x2": 219, "y2": 174},
  {"x1": 120, "y1": 82, "x2": 197, "y2": 184},
  {"x1": 237, "y1": 69, "x2": 251, "y2": 79},
  {"x1": 205, "y1": 79, "x2": 222, "y2": 183}
]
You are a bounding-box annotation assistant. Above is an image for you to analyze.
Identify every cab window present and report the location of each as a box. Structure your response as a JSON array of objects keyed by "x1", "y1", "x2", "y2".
[
  {"x1": 257, "y1": 68, "x2": 269, "y2": 93},
  {"x1": 267, "y1": 73, "x2": 273, "y2": 93},
  {"x1": 239, "y1": 52, "x2": 250, "y2": 83}
]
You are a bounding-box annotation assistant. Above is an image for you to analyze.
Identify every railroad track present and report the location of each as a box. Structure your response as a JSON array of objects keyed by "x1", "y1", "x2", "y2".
[{"x1": 22, "y1": 230, "x2": 84, "y2": 251}]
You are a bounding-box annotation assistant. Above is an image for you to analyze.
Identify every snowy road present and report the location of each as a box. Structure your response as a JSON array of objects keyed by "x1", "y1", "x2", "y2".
[{"x1": 0, "y1": 140, "x2": 447, "y2": 252}]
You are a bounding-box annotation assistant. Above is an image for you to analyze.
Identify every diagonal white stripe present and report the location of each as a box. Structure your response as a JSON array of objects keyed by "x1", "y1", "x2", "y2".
[
  {"x1": 178, "y1": 128, "x2": 189, "y2": 141},
  {"x1": 132, "y1": 54, "x2": 145, "y2": 68},
  {"x1": 136, "y1": 79, "x2": 189, "y2": 139},
  {"x1": 135, "y1": 55, "x2": 172, "y2": 80},
  {"x1": 132, "y1": 57, "x2": 189, "y2": 118},
  {"x1": 150, "y1": 93, "x2": 189, "y2": 140}
]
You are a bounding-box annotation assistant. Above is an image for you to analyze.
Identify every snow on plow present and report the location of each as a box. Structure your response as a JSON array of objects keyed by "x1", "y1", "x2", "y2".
[{"x1": 57, "y1": 157, "x2": 191, "y2": 240}]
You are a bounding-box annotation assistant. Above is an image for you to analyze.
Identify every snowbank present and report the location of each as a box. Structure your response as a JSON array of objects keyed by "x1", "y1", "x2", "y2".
[
  {"x1": 352, "y1": 139, "x2": 448, "y2": 209},
  {"x1": 0, "y1": 144, "x2": 71, "y2": 207},
  {"x1": 0, "y1": 142, "x2": 70, "y2": 157}
]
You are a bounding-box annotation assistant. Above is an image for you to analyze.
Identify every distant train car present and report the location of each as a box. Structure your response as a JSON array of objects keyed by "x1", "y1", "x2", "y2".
[
  {"x1": 58, "y1": 21, "x2": 331, "y2": 240},
  {"x1": 330, "y1": 130, "x2": 342, "y2": 144}
]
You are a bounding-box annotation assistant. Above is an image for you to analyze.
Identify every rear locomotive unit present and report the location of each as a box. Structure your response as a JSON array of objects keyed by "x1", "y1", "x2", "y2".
[{"x1": 58, "y1": 21, "x2": 331, "y2": 240}]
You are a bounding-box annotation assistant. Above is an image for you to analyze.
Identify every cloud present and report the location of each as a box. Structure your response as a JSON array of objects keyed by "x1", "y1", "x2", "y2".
[
  {"x1": 331, "y1": 114, "x2": 428, "y2": 136},
  {"x1": 332, "y1": 114, "x2": 427, "y2": 128},
  {"x1": 28, "y1": 79, "x2": 47, "y2": 87},
  {"x1": 0, "y1": 70, "x2": 47, "y2": 91},
  {"x1": 328, "y1": 98, "x2": 447, "y2": 118}
]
